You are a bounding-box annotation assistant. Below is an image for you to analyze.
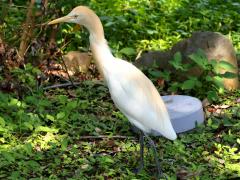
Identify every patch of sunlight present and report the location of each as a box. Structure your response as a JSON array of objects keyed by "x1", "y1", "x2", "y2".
[
  {"x1": 230, "y1": 31, "x2": 240, "y2": 51},
  {"x1": 118, "y1": 140, "x2": 138, "y2": 152},
  {"x1": 25, "y1": 132, "x2": 65, "y2": 150},
  {"x1": 226, "y1": 163, "x2": 240, "y2": 174},
  {"x1": 8, "y1": 97, "x2": 27, "y2": 108},
  {"x1": 160, "y1": 0, "x2": 187, "y2": 13},
  {"x1": 210, "y1": 142, "x2": 240, "y2": 175},
  {"x1": 138, "y1": 35, "x2": 181, "y2": 51},
  {"x1": 114, "y1": 0, "x2": 150, "y2": 11}
]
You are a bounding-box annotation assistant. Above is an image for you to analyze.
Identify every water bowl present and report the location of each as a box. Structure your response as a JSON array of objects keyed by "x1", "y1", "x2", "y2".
[{"x1": 162, "y1": 95, "x2": 205, "y2": 133}]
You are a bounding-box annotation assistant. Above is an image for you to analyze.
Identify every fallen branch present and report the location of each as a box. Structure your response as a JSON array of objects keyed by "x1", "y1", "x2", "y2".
[
  {"x1": 79, "y1": 135, "x2": 136, "y2": 140},
  {"x1": 43, "y1": 82, "x2": 81, "y2": 90}
]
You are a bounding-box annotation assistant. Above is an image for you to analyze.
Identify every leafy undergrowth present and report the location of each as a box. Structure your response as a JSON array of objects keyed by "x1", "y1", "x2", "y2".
[{"x1": 0, "y1": 82, "x2": 239, "y2": 179}]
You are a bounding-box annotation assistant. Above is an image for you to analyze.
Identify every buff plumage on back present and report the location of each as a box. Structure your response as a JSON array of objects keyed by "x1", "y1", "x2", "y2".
[{"x1": 105, "y1": 58, "x2": 177, "y2": 140}]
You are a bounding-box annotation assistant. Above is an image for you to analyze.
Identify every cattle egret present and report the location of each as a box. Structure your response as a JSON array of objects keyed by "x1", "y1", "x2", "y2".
[{"x1": 48, "y1": 6, "x2": 177, "y2": 177}]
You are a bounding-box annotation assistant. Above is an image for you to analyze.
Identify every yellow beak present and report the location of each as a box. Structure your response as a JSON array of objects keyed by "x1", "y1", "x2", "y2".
[{"x1": 48, "y1": 16, "x2": 73, "y2": 25}]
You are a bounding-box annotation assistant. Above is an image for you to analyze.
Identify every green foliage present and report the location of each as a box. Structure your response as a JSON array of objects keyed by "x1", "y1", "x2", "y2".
[
  {"x1": 11, "y1": 63, "x2": 41, "y2": 90},
  {"x1": 148, "y1": 49, "x2": 238, "y2": 101},
  {"x1": 1, "y1": 84, "x2": 240, "y2": 179},
  {"x1": 169, "y1": 52, "x2": 191, "y2": 71}
]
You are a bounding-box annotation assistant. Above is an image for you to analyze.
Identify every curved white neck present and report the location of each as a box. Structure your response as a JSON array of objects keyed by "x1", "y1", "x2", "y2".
[
  {"x1": 90, "y1": 38, "x2": 115, "y2": 79},
  {"x1": 82, "y1": 10, "x2": 115, "y2": 79},
  {"x1": 84, "y1": 12, "x2": 105, "y2": 43}
]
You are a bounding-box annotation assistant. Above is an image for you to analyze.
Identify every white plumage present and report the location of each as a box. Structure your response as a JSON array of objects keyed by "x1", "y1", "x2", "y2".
[{"x1": 92, "y1": 42, "x2": 176, "y2": 140}]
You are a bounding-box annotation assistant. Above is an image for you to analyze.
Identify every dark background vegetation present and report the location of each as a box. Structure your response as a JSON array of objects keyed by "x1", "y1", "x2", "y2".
[{"x1": 0, "y1": 0, "x2": 239, "y2": 179}]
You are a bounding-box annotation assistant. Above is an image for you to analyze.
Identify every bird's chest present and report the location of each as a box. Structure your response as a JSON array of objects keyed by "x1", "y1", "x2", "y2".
[
  {"x1": 106, "y1": 76, "x2": 140, "y2": 116},
  {"x1": 106, "y1": 77, "x2": 129, "y2": 109}
]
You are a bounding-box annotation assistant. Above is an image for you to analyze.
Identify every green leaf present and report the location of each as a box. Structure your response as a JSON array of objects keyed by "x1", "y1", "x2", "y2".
[
  {"x1": 217, "y1": 60, "x2": 237, "y2": 71},
  {"x1": 23, "y1": 122, "x2": 33, "y2": 130},
  {"x1": 79, "y1": 100, "x2": 89, "y2": 109},
  {"x1": 35, "y1": 126, "x2": 58, "y2": 133},
  {"x1": 9, "y1": 98, "x2": 21, "y2": 107},
  {"x1": 61, "y1": 138, "x2": 68, "y2": 151},
  {"x1": 168, "y1": 82, "x2": 180, "y2": 92},
  {"x1": 119, "y1": 47, "x2": 136, "y2": 56},
  {"x1": 207, "y1": 91, "x2": 218, "y2": 101},
  {"x1": 24, "y1": 143, "x2": 33, "y2": 155},
  {"x1": 218, "y1": 71, "x2": 237, "y2": 79},
  {"x1": 169, "y1": 52, "x2": 186, "y2": 71},
  {"x1": 0, "y1": 117, "x2": 5, "y2": 127},
  {"x1": 100, "y1": 156, "x2": 114, "y2": 164},
  {"x1": 10, "y1": 171, "x2": 21, "y2": 179},
  {"x1": 189, "y1": 49, "x2": 209, "y2": 69},
  {"x1": 46, "y1": 114, "x2": 55, "y2": 122},
  {"x1": 205, "y1": 75, "x2": 213, "y2": 81},
  {"x1": 0, "y1": 126, "x2": 6, "y2": 132},
  {"x1": 67, "y1": 101, "x2": 78, "y2": 110},
  {"x1": 209, "y1": 59, "x2": 218, "y2": 67},
  {"x1": 2, "y1": 151, "x2": 15, "y2": 162},
  {"x1": 159, "y1": 70, "x2": 171, "y2": 81},
  {"x1": 27, "y1": 160, "x2": 40, "y2": 169},
  {"x1": 213, "y1": 76, "x2": 224, "y2": 88},
  {"x1": 57, "y1": 95, "x2": 68, "y2": 104},
  {"x1": 105, "y1": 21, "x2": 115, "y2": 27},
  {"x1": 57, "y1": 112, "x2": 66, "y2": 120},
  {"x1": 148, "y1": 69, "x2": 161, "y2": 78},
  {"x1": 223, "y1": 118, "x2": 233, "y2": 127},
  {"x1": 181, "y1": 79, "x2": 196, "y2": 90}
]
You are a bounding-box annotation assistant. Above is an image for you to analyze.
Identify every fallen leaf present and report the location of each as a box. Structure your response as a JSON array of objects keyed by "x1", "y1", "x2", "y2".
[{"x1": 207, "y1": 107, "x2": 217, "y2": 113}]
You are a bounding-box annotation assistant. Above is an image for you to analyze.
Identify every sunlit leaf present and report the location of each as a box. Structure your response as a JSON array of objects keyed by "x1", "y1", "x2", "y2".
[
  {"x1": 213, "y1": 76, "x2": 224, "y2": 88},
  {"x1": 119, "y1": 47, "x2": 136, "y2": 56},
  {"x1": 46, "y1": 114, "x2": 55, "y2": 122},
  {"x1": 35, "y1": 126, "x2": 58, "y2": 133},
  {"x1": 217, "y1": 60, "x2": 237, "y2": 71},
  {"x1": 0, "y1": 117, "x2": 5, "y2": 127},
  {"x1": 23, "y1": 122, "x2": 33, "y2": 130},
  {"x1": 57, "y1": 112, "x2": 66, "y2": 120}
]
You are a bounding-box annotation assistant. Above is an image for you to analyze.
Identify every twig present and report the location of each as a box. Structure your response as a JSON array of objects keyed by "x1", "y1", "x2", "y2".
[
  {"x1": 8, "y1": 4, "x2": 28, "y2": 9},
  {"x1": 43, "y1": 82, "x2": 81, "y2": 90},
  {"x1": 60, "y1": 54, "x2": 76, "y2": 87},
  {"x1": 79, "y1": 135, "x2": 136, "y2": 140}
]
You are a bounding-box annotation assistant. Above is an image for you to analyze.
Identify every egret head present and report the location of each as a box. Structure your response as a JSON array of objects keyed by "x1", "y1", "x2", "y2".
[
  {"x1": 48, "y1": 6, "x2": 104, "y2": 39},
  {"x1": 48, "y1": 6, "x2": 96, "y2": 27}
]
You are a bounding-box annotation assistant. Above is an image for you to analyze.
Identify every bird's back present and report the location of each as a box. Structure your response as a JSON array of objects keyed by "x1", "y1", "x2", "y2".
[
  {"x1": 89, "y1": 36, "x2": 176, "y2": 140},
  {"x1": 105, "y1": 59, "x2": 177, "y2": 140}
]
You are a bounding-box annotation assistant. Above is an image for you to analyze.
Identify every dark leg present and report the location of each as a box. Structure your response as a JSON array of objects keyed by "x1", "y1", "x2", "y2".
[
  {"x1": 143, "y1": 131, "x2": 165, "y2": 179},
  {"x1": 134, "y1": 130, "x2": 144, "y2": 174}
]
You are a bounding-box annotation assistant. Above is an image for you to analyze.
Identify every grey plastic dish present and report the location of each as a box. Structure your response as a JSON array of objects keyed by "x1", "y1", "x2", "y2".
[{"x1": 162, "y1": 95, "x2": 205, "y2": 133}]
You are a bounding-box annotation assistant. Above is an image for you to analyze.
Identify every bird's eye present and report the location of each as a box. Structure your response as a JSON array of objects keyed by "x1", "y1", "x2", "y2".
[{"x1": 73, "y1": 15, "x2": 78, "y2": 18}]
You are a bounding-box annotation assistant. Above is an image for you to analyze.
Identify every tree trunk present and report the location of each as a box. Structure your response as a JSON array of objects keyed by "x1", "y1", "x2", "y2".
[{"x1": 18, "y1": 0, "x2": 35, "y2": 63}]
